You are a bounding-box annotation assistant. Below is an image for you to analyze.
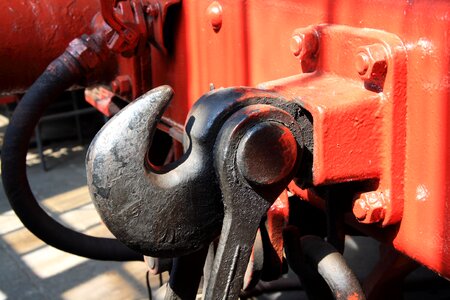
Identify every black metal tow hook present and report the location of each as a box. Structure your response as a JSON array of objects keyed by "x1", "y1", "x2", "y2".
[
  {"x1": 86, "y1": 85, "x2": 309, "y2": 297},
  {"x1": 87, "y1": 85, "x2": 224, "y2": 258}
]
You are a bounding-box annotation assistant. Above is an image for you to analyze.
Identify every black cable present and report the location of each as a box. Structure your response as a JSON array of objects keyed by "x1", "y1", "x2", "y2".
[{"x1": 1, "y1": 49, "x2": 142, "y2": 261}]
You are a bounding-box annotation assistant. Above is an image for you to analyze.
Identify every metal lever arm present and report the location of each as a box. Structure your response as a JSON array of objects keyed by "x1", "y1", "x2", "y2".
[{"x1": 205, "y1": 105, "x2": 304, "y2": 299}]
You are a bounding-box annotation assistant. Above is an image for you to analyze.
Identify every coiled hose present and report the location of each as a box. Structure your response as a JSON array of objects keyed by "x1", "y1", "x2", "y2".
[{"x1": 1, "y1": 49, "x2": 142, "y2": 261}]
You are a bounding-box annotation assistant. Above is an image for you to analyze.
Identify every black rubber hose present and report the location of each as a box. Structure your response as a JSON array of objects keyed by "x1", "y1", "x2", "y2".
[{"x1": 1, "y1": 51, "x2": 142, "y2": 261}]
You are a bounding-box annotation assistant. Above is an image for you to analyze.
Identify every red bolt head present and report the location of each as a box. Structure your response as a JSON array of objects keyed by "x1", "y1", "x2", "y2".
[
  {"x1": 290, "y1": 34, "x2": 304, "y2": 57},
  {"x1": 111, "y1": 75, "x2": 132, "y2": 96},
  {"x1": 356, "y1": 44, "x2": 388, "y2": 80},
  {"x1": 67, "y1": 37, "x2": 100, "y2": 71},
  {"x1": 366, "y1": 206, "x2": 385, "y2": 223},
  {"x1": 353, "y1": 191, "x2": 387, "y2": 224},
  {"x1": 289, "y1": 28, "x2": 319, "y2": 70},
  {"x1": 353, "y1": 199, "x2": 368, "y2": 220},
  {"x1": 355, "y1": 52, "x2": 370, "y2": 75},
  {"x1": 207, "y1": 1, "x2": 223, "y2": 32}
]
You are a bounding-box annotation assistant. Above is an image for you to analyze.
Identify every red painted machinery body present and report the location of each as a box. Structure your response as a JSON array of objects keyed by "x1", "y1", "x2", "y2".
[
  {"x1": 152, "y1": 0, "x2": 450, "y2": 279},
  {"x1": 1, "y1": 0, "x2": 449, "y2": 281}
]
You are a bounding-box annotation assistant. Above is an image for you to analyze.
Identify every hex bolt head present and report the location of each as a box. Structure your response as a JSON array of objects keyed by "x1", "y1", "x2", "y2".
[
  {"x1": 289, "y1": 28, "x2": 319, "y2": 72},
  {"x1": 352, "y1": 191, "x2": 388, "y2": 224},
  {"x1": 356, "y1": 43, "x2": 388, "y2": 81},
  {"x1": 66, "y1": 37, "x2": 101, "y2": 71},
  {"x1": 111, "y1": 75, "x2": 132, "y2": 96},
  {"x1": 237, "y1": 122, "x2": 297, "y2": 186},
  {"x1": 353, "y1": 198, "x2": 368, "y2": 220},
  {"x1": 290, "y1": 34, "x2": 304, "y2": 57},
  {"x1": 289, "y1": 30, "x2": 319, "y2": 60}
]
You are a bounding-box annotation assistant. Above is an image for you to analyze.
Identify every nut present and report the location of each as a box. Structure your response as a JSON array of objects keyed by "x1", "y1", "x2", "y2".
[
  {"x1": 290, "y1": 30, "x2": 319, "y2": 60},
  {"x1": 111, "y1": 75, "x2": 132, "y2": 96},
  {"x1": 353, "y1": 191, "x2": 388, "y2": 224},
  {"x1": 67, "y1": 37, "x2": 101, "y2": 71},
  {"x1": 356, "y1": 43, "x2": 388, "y2": 80}
]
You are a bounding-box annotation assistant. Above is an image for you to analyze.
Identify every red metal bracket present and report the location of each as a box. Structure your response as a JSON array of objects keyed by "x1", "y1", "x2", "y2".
[{"x1": 262, "y1": 24, "x2": 407, "y2": 227}]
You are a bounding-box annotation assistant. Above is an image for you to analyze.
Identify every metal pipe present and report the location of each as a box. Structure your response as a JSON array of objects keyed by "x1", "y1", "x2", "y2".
[
  {"x1": 284, "y1": 228, "x2": 365, "y2": 300},
  {"x1": 302, "y1": 235, "x2": 365, "y2": 300}
]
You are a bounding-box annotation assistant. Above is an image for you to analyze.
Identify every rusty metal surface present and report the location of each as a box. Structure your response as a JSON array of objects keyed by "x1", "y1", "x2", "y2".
[{"x1": 0, "y1": 0, "x2": 100, "y2": 94}]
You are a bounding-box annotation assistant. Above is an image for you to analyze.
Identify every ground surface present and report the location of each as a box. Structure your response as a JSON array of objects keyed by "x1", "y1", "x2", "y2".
[
  {"x1": 0, "y1": 142, "x2": 162, "y2": 300},
  {"x1": 0, "y1": 110, "x2": 163, "y2": 300}
]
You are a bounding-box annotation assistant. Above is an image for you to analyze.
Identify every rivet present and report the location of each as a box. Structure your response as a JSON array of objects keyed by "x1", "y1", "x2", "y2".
[{"x1": 207, "y1": 1, "x2": 223, "y2": 32}]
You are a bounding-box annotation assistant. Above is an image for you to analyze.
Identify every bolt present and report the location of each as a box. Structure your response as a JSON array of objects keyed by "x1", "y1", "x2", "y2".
[
  {"x1": 352, "y1": 191, "x2": 388, "y2": 224},
  {"x1": 207, "y1": 1, "x2": 223, "y2": 32},
  {"x1": 146, "y1": 3, "x2": 159, "y2": 17},
  {"x1": 352, "y1": 199, "x2": 368, "y2": 220},
  {"x1": 356, "y1": 43, "x2": 388, "y2": 81},
  {"x1": 111, "y1": 75, "x2": 132, "y2": 96},
  {"x1": 237, "y1": 122, "x2": 297, "y2": 186},
  {"x1": 289, "y1": 29, "x2": 319, "y2": 65},
  {"x1": 355, "y1": 52, "x2": 370, "y2": 75},
  {"x1": 66, "y1": 36, "x2": 101, "y2": 71},
  {"x1": 290, "y1": 34, "x2": 304, "y2": 56}
]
